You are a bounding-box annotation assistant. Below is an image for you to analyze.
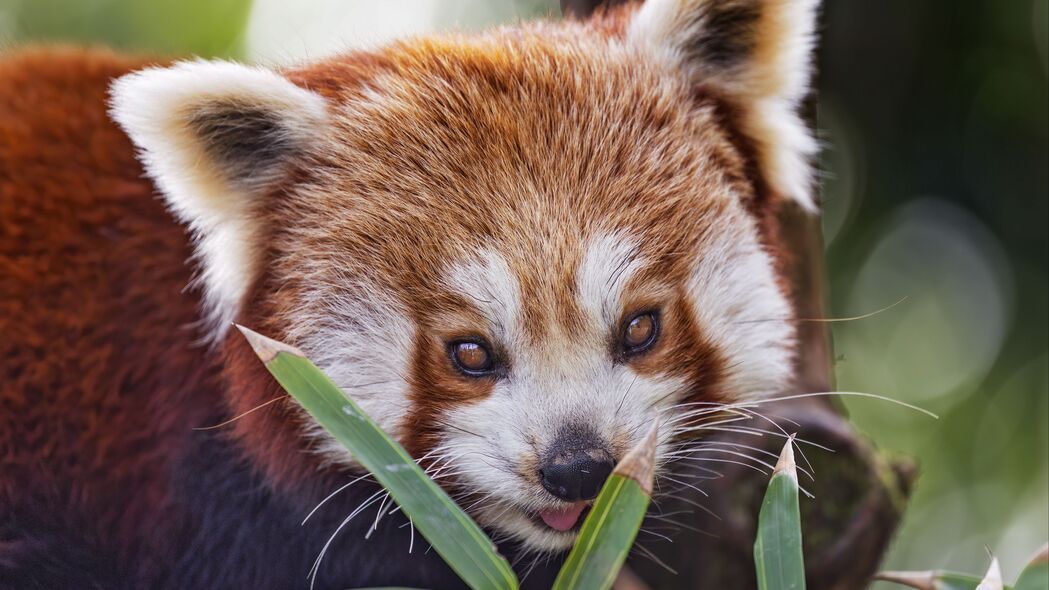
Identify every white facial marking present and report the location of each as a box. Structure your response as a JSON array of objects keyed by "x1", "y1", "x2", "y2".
[
  {"x1": 284, "y1": 278, "x2": 416, "y2": 466},
  {"x1": 687, "y1": 216, "x2": 795, "y2": 398},
  {"x1": 576, "y1": 232, "x2": 644, "y2": 329},
  {"x1": 442, "y1": 250, "x2": 524, "y2": 348}
]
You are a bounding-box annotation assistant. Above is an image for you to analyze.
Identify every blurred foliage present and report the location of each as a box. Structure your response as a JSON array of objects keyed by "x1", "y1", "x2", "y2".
[
  {"x1": 0, "y1": 0, "x2": 251, "y2": 57},
  {"x1": 0, "y1": 0, "x2": 1045, "y2": 585},
  {"x1": 817, "y1": 0, "x2": 1049, "y2": 581}
]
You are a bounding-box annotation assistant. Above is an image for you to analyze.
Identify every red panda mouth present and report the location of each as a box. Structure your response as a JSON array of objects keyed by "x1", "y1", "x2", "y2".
[{"x1": 534, "y1": 501, "x2": 592, "y2": 532}]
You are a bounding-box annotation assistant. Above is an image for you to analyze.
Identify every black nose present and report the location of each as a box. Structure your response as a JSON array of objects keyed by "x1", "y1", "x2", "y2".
[{"x1": 539, "y1": 450, "x2": 615, "y2": 502}]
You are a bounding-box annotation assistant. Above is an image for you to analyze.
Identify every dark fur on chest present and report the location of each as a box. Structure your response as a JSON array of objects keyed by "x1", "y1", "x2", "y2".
[{"x1": 1, "y1": 432, "x2": 562, "y2": 590}]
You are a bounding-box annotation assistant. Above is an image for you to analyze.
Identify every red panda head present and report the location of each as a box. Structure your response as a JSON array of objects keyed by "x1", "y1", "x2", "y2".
[{"x1": 110, "y1": 0, "x2": 818, "y2": 552}]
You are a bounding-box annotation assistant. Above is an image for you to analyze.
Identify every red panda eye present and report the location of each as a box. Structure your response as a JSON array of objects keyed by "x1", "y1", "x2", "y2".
[
  {"x1": 449, "y1": 341, "x2": 495, "y2": 376},
  {"x1": 621, "y1": 312, "x2": 659, "y2": 354}
]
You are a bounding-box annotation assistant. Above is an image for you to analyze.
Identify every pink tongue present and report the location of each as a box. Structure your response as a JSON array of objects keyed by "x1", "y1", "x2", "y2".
[{"x1": 539, "y1": 502, "x2": 588, "y2": 532}]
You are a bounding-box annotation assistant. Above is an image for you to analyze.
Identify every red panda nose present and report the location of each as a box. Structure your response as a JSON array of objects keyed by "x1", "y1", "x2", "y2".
[
  {"x1": 539, "y1": 431, "x2": 615, "y2": 503},
  {"x1": 540, "y1": 453, "x2": 614, "y2": 502}
]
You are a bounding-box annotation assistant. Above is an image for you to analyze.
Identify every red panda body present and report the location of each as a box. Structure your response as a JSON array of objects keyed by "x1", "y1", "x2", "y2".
[
  {"x1": 0, "y1": 48, "x2": 498, "y2": 590},
  {"x1": 1, "y1": 2, "x2": 821, "y2": 587},
  {"x1": 0, "y1": 47, "x2": 207, "y2": 582}
]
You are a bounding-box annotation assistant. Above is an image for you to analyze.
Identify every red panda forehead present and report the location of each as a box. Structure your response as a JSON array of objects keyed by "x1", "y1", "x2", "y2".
[
  {"x1": 287, "y1": 26, "x2": 754, "y2": 209},
  {"x1": 275, "y1": 24, "x2": 757, "y2": 336}
]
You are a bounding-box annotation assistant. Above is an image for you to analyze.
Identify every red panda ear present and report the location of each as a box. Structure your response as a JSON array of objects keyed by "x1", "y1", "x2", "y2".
[
  {"x1": 109, "y1": 61, "x2": 328, "y2": 339},
  {"x1": 627, "y1": 0, "x2": 820, "y2": 211}
]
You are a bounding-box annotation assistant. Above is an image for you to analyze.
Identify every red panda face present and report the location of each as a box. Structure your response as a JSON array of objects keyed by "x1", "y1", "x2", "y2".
[
  {"x1": 111, "y1": 0, "x2": 816, "y2": 553},
  {"x1": 268, "y1": 36, "x2": 797, "y2": 551}
]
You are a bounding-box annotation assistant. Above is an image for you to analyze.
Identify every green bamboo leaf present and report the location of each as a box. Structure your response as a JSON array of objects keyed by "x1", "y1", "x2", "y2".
[
  {"x1": 237, "y1": 326, "x2": 517, "y2": 590},
  {"x1": 1015, "y1": 544, "x2": 1049, "y2": 590},
  {"x1": 754, "y1": 438, "x2": 806, "y2": 590},
  {"x1": 552, "y1": 423, "x2": 658, "y2": 590},
  {"x1": 876, "y1": 544, "x2": 1049, "y2": 590},
  {"x1": 874, "y1": 570, "x2": 994, "y2": 590}
]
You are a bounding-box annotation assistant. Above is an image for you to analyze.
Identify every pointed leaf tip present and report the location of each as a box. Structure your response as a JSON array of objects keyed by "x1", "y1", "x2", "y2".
[
  {"x1": 234, "y1": 324, "x2": 304, "y2": 363},
  {"x1": 614, "y1": 421, "x2": 658, "y2": 495},
  {"x1": 976, "y1": 557, "x2": 1003, "y2": 590},
  {"x1": 773, "y1": 435, "x2": 798, "y2": 481}
]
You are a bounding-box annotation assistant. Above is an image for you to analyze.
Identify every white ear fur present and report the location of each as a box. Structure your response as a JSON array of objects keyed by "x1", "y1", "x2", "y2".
[
  {"x1": 628, "y1": 0, "x2": 820, "y2": 211},
  {"x1": 109, "y1": 61, "x2": 328, "y2": 338}
]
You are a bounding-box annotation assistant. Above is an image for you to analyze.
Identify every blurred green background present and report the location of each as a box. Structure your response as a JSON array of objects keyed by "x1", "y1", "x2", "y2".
[{"x1": 2, "y1": 0, "x2": 1046, "y2": 584}]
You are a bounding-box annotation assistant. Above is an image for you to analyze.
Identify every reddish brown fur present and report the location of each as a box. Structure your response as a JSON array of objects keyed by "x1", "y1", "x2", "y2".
[
  {"x1": 0, "y1": 47, "x2": 213, "y2": 565},
  {"x1": 1, "y1": 4, "x2": 802, "y2": 579}
]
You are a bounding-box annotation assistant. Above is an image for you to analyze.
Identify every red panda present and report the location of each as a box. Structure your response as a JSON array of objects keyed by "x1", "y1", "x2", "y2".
[{"x1": 0, "y1": 0, "x2": 819, "y2": 588}]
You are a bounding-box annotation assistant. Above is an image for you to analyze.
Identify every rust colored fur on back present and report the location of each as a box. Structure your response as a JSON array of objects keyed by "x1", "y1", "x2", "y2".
[
  {"x1": 0, "y1": 46, "x2": 207, "y2": 559},
  {"x1": 0, "y1": 47, "x2": 225, "y2": 584}
]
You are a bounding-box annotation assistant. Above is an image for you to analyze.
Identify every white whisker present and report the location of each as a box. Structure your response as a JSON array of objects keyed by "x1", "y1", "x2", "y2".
[
  {"x1": 302, "y1": 472, "x2": 373, "y2": 525},
  {"x1": 308, "y1": 489, "x2": 387, "y2": 589}
]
